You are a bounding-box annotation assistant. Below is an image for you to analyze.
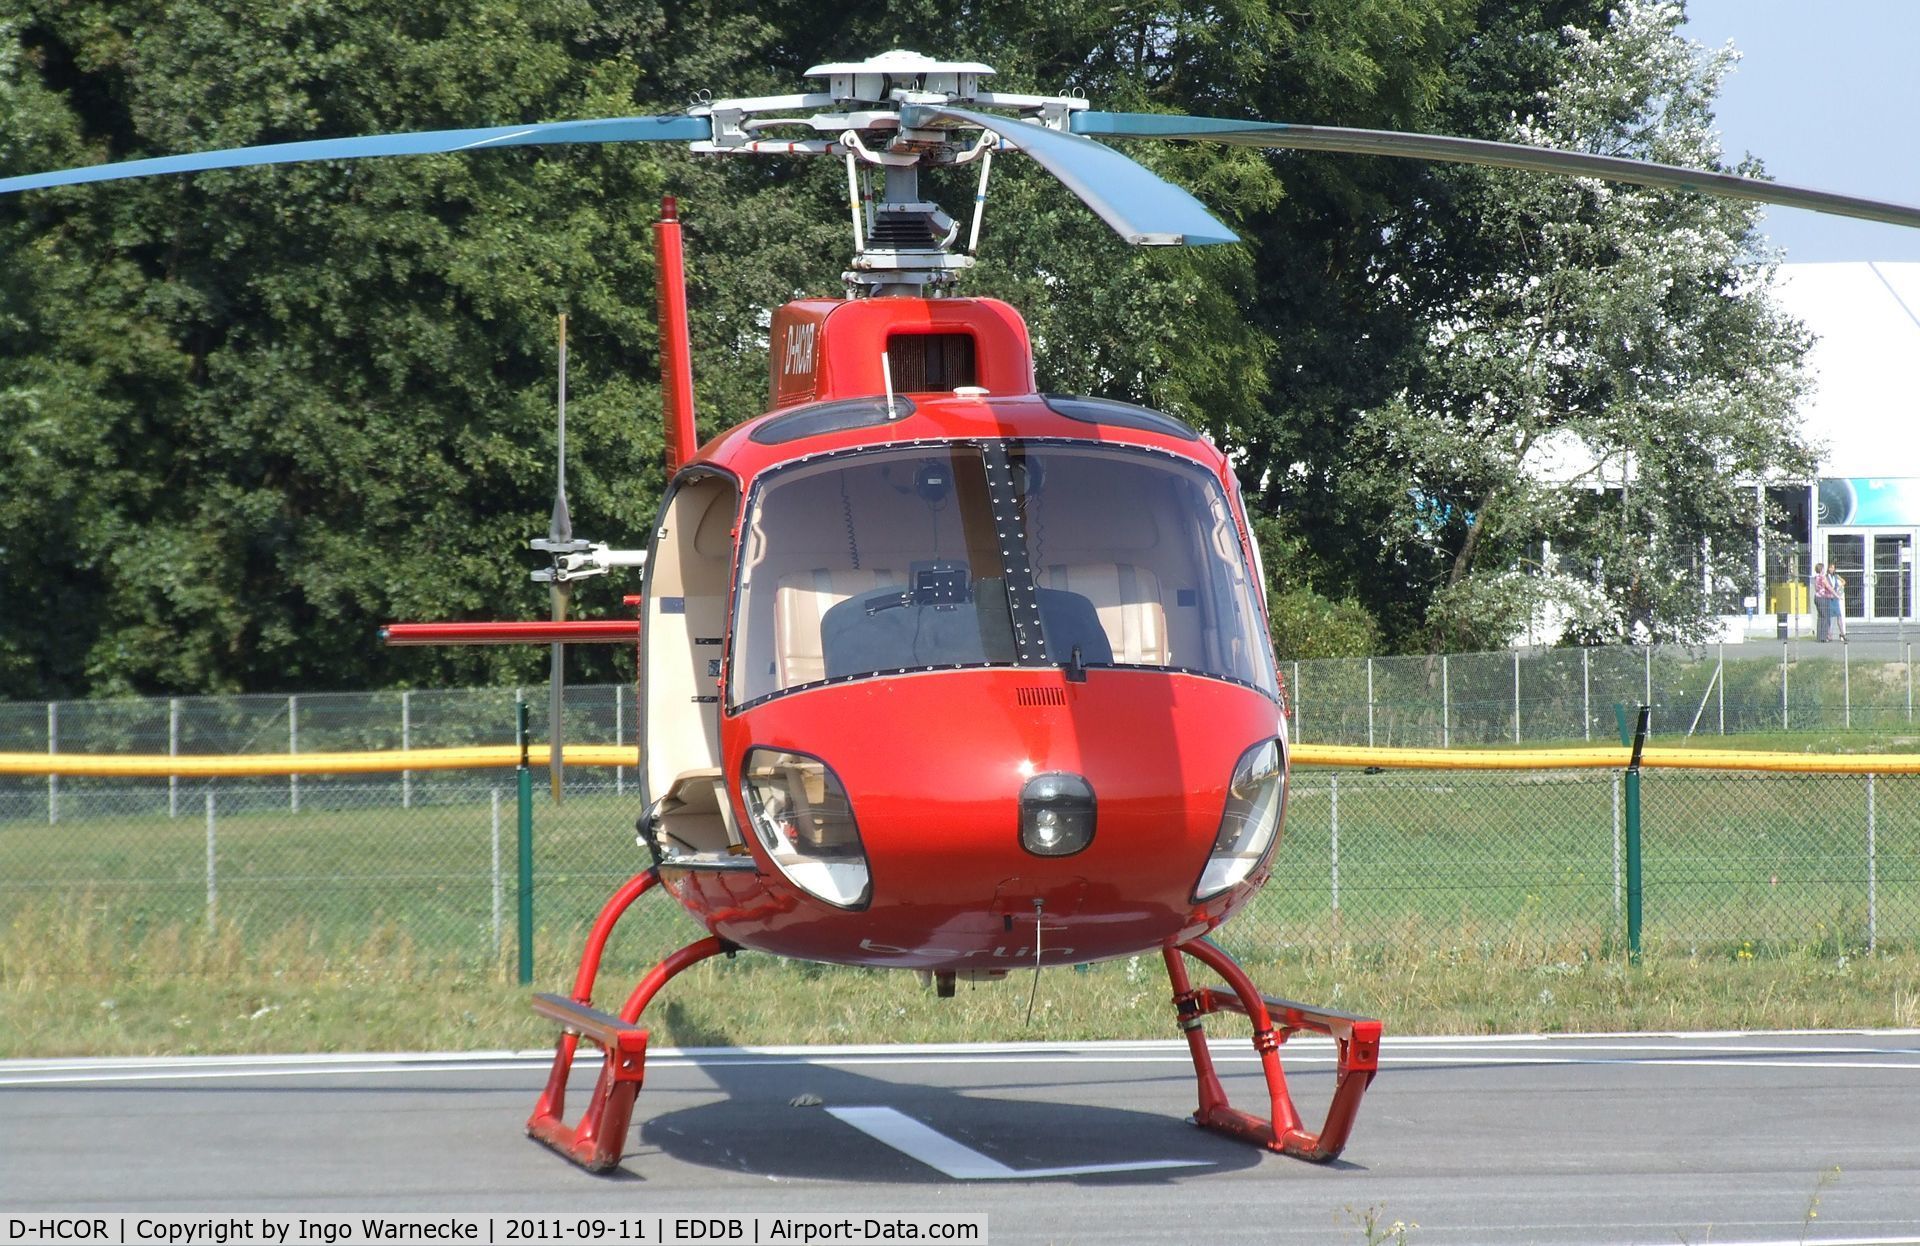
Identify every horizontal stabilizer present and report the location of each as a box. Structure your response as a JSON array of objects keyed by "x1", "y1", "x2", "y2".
[{"x1": 380, "y1": 620, "x2": 640, "y2": 646}]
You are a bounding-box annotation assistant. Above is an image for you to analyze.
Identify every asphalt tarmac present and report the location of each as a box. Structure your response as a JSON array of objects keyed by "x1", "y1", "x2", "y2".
[{"x1": 4, "y1": 1032, "x2": 1919, "y2": 1245}]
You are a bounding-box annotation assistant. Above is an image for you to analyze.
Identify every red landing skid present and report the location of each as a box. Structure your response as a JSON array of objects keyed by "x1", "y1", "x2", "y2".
[
  {"x1": 525, "y1": 869, "x2": 731, "y2": 1171},
  {"x1": 1164, "y1": 938, "x2": 1382, "y2": 1162},
  {"x1": 526, "y1": 871, "x2": 1381, "y2": 1173}
]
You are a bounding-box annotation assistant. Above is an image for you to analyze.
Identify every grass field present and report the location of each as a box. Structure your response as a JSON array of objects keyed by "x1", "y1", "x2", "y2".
[
  {"x1": 6, "y1": 897, "x2": 1918, "y2": 1057},
  {"x1": 3, "y1": 764, "x2": 1917, "y2": 1056}
]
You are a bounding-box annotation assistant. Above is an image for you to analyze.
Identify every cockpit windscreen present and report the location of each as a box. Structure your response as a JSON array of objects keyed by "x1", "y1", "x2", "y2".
[{"x1": 729, "y1": 441, "x2": 1277, "y2": 706}]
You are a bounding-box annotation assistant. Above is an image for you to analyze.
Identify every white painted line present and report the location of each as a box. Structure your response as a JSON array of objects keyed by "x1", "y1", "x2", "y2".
[
  {"x1": 1580, "y1": 1238, "x2": 1920, "y2": 1246},
  {"x1": 0, "y1": 1049, "x2": 537, "y2": 1072},
  {"x1": 0, "y1": 1067, "x2": 552, "y2": 1082},
  {"x1": 825, "y1": 1105, "x2": 1208, "y2": 1180},
  {"x1": 5, "y1": 1029, "x2": 1916, "y2": 1074},
  {"x1": 11, "y1": 1036, "x2": 1904, "y2": 1075},
  {"x1": 1379, "y1": 1055, "x2": 1920, "y2": 1071},
  {"x1": 1387, "y1": 1038, "x2": 1920, "y2": 1054},
  {"x1": 10, "y1": 1054, "x2": 1917, "y2": 1089},
  {"x1": 6, "y1": 1034, "x2": 1920, "y2": 1086},
  {"x1": 1382, "y1": 1027, "x2": 1920, "y2": 1043},
  {"x1": 0, "y1": 1052, "x2": 1258, "y2": 1087}
]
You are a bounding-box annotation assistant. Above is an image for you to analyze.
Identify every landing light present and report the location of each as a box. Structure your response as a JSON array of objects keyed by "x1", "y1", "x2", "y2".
[
  {"x1": 1193, "y1": 739, "x2": 1285, "y2": 900},
  {"x1": 1019, "y1": 773, "x2": 1095, "y2": 857}
]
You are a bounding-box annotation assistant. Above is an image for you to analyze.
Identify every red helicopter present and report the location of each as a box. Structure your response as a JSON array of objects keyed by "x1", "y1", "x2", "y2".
[{"x1": 10, "y1": 49, "x2": 1920, "y2": 1176}]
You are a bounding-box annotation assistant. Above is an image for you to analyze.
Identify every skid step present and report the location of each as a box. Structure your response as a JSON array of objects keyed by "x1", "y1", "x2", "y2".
[
  {"x1": 532, "y1": 993, "x2": 643, "y2": 1047},
  {"x1": 525, "y1": 879, "x2": 731, "y2": 1174}
]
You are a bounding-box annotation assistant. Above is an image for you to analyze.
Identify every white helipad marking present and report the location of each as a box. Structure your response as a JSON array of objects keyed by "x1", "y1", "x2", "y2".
[{"x1": 825, "y1": 1105, "x2": 1209, "y2": 1180}]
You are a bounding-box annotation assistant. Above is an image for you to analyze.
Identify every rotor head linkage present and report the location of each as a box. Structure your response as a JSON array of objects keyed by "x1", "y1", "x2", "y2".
[{"x1": 691, "y1": 51, "x2": 1100, "y2": 296}]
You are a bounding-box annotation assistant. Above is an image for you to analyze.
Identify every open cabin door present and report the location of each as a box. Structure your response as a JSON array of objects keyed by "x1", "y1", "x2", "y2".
[{"x1": 641, "y1": 472, "x2": 744, "y2": 865}]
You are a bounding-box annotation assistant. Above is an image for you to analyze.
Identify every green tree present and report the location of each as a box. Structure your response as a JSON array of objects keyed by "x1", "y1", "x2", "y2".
[
  {"x1": 1252, "y1": 514, "x2": 1382, "y2": 658},
  {"x1": 1, "y1": 0, "x2": 838, "y2": 697},
  {"x1": 1329, "y1": 1, "x2": 1811, "y2": 650},
  {"x1": 4, "y1": 0, "x2": 1800, "y2": 698}
]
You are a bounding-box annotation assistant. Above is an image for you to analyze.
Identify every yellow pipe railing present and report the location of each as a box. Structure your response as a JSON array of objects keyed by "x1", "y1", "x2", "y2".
[
  {"x1": 1290, "y1": 744, "x2": 1920, "y2": 775},
  {"x1": 3, "y1": 742, "x2": 1917, "y2": 778},
  {"x1": 0, "y1": 745, "x2": 632, "y2": 778}
]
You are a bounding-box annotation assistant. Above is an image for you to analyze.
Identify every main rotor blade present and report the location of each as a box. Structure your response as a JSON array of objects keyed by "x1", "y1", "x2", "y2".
[
  {"x1": 0, "y1": 114, "x2": 711, "y2": 197},
  {"x1": 900, "y1": 104, "x2": 1238, "y2": 246},
  {"x1": 1072, "y1": 113, "x2": 1920, "y2": 232}
]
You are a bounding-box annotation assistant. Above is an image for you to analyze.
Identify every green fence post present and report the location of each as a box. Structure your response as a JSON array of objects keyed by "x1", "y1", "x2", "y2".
[
  {"x1": 1616, "y1": 703, "x2": 1649, "y2": 964},
  {"x1": 517, "y1": 700, "x2": 535, "y2": 986}
]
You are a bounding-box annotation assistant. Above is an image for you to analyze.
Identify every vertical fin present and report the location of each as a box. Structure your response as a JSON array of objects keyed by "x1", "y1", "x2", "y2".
[{"x1": 655, "y1": 196, "x2": 699, "y2": 471}]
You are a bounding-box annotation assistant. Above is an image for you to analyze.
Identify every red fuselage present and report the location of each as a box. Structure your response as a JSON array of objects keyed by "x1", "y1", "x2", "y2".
[
  {"x1": 645, "y1": 295, "x2": 1289, "y2": 971},
  {"x1": 686, "y1": 669, "x2": 1285, "y2": 967}
]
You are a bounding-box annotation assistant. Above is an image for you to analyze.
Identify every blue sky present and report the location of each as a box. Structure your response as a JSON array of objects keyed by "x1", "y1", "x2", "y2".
[{"x1": 1680, "y1": 0, "x2": 1920, "y2": 262}]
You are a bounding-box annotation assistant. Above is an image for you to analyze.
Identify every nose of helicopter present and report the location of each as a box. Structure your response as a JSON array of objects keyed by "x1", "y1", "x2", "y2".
[{"x1": 721, "y1": 669, "x2": 1284, "y2": 967}]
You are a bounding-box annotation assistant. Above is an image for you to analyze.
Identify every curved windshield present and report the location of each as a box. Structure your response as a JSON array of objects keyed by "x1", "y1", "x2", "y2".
[{"x1": 729, "y1": 441, "x2": 1277, "y2": 706}]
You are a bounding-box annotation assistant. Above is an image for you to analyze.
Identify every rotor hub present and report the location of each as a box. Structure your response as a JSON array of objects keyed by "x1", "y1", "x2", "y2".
[{"x1": 690, "y1": 51, "x2": 1087, "y2": 296}]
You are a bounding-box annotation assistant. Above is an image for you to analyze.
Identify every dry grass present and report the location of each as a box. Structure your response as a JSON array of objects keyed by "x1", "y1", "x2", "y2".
[{"x1": 6, "y1": 896, "x2": 1919, "y2": 1058}]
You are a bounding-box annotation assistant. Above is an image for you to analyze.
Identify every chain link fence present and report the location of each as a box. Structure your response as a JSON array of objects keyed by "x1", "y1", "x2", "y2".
[
  {"x1": 0, "y1": 775, "x2": 704, "y2": 981},
  {"x1": 3, "y1": 760, "x2": 1912, "y2": 979},
  {"x1": 3, "y1": 637, "x2": 1914, "y2": 785},
  {"x1": 1219, "y1": 767, "x2": 1916, "y2": 964},
  {"x1": 0, "y1": 685, "x2": 639, "y2": 825},
  {"x1": 1285, "y1": 640, "x2": 1919, "y2": 746}
]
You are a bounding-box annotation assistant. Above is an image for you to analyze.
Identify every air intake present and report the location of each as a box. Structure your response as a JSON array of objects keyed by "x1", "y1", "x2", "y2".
[
  {"x1": 1016, "y1": 687, "x2": 1067, "y2": 707},
  {"x1": 869, "y1": 213, "x2": 940, "y2": 249}
]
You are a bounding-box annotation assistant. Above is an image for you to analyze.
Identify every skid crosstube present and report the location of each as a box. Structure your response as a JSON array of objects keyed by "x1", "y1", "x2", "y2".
[
  {"x1": 1164, "y1": 937, "x2": 1382, "y2": 1162},
  {"x1": 525, "y1": 868, "x2": 732, "y2": 1172},
  {"x1": 526, "y1": 872, "x2": 1379, "y2": 1172}
]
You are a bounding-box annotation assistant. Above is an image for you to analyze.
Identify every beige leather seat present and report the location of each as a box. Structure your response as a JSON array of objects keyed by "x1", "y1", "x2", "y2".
[
  {"x1": 651, "y1": 767, "x2": 748, "y2": 861},
  {"x1": 1038, "y1": 563, "x2": 1168, "y2": 665},
  {"x1": 774, "y1": 567, "x2": 898, "y2": 687}
]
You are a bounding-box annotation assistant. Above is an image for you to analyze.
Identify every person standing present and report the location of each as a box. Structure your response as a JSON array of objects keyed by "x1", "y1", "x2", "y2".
[
  {"x1": 1812, "y1": 563, "x2": 1837, "y2": 641},
  {"x1": 1832, "y1": 571, "x2": 1849, "y2": 641}
]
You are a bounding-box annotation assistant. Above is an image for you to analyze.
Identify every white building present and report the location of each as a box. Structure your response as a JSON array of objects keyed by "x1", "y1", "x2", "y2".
[{"x1": 1767, "y1": 262, "x2": 1920, "y2": 625}]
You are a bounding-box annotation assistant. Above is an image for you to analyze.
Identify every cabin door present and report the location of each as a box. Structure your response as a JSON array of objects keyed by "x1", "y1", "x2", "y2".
[{"x1": 641, "y1": 474, "x2": 738, "y2": 822}]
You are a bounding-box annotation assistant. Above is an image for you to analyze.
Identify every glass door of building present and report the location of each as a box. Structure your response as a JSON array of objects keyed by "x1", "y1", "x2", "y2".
[
  {"x1": 1824, "y1": 530, "x2": 1915, "y2": 620},
  {"x1": 1872, "y1": 533, "x2": 1913, "y2": 620},
  {"x1": 1826, "y1": 532, "x2": 1866, "y2": 620}
]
